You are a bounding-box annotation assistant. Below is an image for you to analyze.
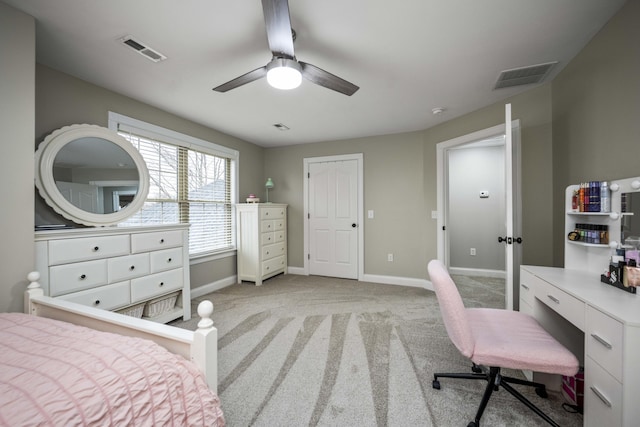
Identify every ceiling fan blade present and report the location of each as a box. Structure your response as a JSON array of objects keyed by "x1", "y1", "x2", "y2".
[
  {"x1": 212, "y1": 66, "x2": 267, "y2": 92},
  {"x1": 261, "y1": 0, "x2": 295, "y2": 58},
  {"x1": 300, "y1": 62, "x2": 360, "y2": 96}
]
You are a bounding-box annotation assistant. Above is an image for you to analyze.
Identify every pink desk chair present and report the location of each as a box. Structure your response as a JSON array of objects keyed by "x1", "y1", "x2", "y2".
[{"x1": 427, "y1": 259, "x2": 579, "y2": 427}]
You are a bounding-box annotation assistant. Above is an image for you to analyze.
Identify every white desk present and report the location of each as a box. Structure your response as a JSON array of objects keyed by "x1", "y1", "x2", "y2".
[{"x1": 520, "y1": 265, "x2": 640, "y2": 427}]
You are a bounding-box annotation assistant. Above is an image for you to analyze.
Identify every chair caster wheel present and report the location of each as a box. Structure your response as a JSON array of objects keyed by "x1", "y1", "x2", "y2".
[
  {"x1": 432, "y1": 380, "x2": 441, "y2": 390},
  {"x1": 467, "y1": 422, "x2": 478, "y2": 427},
  {"x1": 536, "y1": 387, "x2": 548, "y2": 398},
  {"x1": 472, "y1": 365, "x2": 482, "y2": 373}
]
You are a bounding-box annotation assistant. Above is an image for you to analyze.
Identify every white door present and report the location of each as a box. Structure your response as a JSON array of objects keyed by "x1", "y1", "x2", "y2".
[
  {"x1": 307, "y1": 159, "x2": 359, "y2": 279},
  {"x1": 503, "y1": 104, "x2": 523, "y2": 310}
]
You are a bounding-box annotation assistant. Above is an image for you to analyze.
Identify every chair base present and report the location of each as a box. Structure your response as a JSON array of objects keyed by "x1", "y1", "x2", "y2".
[{"x1": 433, "y1": 364, "x2": 559, "y2": 427}]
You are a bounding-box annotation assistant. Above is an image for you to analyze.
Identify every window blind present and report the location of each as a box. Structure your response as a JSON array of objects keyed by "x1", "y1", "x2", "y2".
[{"x1": 117, "y1": 129, "x2": 234, "y2": 256}]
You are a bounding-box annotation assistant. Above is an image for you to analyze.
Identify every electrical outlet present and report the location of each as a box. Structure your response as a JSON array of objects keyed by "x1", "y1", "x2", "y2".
[
  {"x1": 387, "y1": 253, "x2": 394, "y2": 262},
  {"x1": 368, "y1": 210, "x2": 374, "y2": 219},
  {"x1": 470, "y1": 248, "x2": 476, "y2": 256}
]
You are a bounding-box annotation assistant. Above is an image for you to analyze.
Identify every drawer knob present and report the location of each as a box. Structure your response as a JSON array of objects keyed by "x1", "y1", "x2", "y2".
[
  {"x1": 521, "y1": 284, "x2": 530, "y2": 290},
  {"x1": 590, "y1": 333, "x2": 613, "y2": 349},
  {"x1": 266, "y1": 251, "x2": 270, "y2": 255},
  {"x1": 159, "y1": 282, "x2": 164, "y2": 287},
  {"x1": 80, "y1": 274, "x2": 87, "y2": 280},
  {"x1": 94, "y1": 300, "x2": 100, "y2": 306},
  {"x1": 93, "y1": 246, "x2": 99, "y2": 252},
  {"x1": 546, "y1": 295, "x2": 560, "y2": 304},
  {"x1": 167, "y1": 258, "x2": 172, "y2": 263},
  {"x1": 590, "y1": 386, "x2": 612, "y2": 407},
  {"x1": 129, "y1": 265, "x2": 135, "y2": 271},
  {"x1": 160, "y1": 239, "x2": 165, "y2": 244}
]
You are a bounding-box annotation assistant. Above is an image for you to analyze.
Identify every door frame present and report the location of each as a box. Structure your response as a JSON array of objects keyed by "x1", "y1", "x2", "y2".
[
  {"x1": 303, "y1": 153, "x2": 364, "y2": 279},
  {"x1": 436, "y1": 120, "x2": 522, "y2": 307}
]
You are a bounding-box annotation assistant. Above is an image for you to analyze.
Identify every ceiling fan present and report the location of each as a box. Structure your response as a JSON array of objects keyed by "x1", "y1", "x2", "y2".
[{"x1": 213, "y1": 0, "x2": 359, "y2": 96}]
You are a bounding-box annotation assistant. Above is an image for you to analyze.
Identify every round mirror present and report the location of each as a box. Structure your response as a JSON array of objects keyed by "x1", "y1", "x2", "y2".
[{"x1": 35, "y1": 124, "x2": 149, "y2": 226}]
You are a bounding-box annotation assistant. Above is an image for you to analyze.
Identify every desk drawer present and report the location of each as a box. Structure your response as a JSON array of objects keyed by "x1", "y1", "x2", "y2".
[
  {"x1": 57, "y1": 281, "x2": 130, "y2": 311},
  {"x1": 584, "y1": 357, "x2": 622, "y2": 427},
  {"x1": 586, "y1": 306, "x2": 623, "y2": 382},
  {"x1": 50, "y1": 259, "x2": 108, "y2": 296},
  {"x1": 534, "y1": 277, "x2": 585, "y2": 331},
  {"x1": 519, "y1": 269, "x2": 536, "y2": 307}
]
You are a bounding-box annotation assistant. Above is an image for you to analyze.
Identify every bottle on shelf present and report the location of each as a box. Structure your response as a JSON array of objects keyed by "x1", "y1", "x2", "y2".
[{"x1": 600, "y1": 181, "x2": 610, "y2": 213}]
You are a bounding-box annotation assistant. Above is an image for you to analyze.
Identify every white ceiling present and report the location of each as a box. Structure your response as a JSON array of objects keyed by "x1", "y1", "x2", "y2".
[{"x1": 5, "y1": 0, "x2": 626, "y2": 147}]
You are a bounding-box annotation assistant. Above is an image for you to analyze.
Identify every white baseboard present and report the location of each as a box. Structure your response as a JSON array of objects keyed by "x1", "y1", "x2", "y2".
[
  {"x1": 361, "y1": 273, "x2": 433, "y2": 291},
  {"x1": 191, "y1": 275, "x2": 237, "y2": 298},
  {"x1": 448, "y1": 267, "x2": 505, "y2": 279},
  {"x1": 190, "y1": 270, "x2": 435, "y2": 297},
  {"x1": 287, "y1": 266, "x2": 305, "y2": 275}
]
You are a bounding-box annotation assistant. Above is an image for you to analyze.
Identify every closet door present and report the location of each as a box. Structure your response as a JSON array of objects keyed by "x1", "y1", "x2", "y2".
[{"x1": 308, "y1": 159, "x2": 358, "y2": 279}]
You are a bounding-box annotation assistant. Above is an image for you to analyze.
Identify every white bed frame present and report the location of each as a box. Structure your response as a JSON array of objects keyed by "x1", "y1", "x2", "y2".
[{"x1": 23, "y1": 272, "x2": 218, "y2": 393}]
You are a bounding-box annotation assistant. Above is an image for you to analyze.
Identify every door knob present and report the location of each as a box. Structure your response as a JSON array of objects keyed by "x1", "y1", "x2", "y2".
[{"x1": 352, "y1": 223, "x2": 357, "y2": 228}]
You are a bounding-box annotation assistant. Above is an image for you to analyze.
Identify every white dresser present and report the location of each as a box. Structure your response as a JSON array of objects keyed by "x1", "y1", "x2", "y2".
[
  {"x1": 520, "y1": 265, "x2": 640, "y2": 427},
  {"x1": 236, "y1": 203, "x2": 287, "y2": 285},
  {"x1": 35, "y1": 224, "x2": 191, "y2": 323}
]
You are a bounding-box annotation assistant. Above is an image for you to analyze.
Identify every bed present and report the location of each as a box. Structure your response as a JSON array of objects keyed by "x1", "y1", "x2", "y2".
[{"x1": 0, "y1": 272, "x2": 224, "y2": 426}]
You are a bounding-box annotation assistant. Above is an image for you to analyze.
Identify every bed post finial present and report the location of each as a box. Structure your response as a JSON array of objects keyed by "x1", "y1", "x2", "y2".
[
  {"x1": 27, "y1": 271, "x2": 41, "y2": 289},
  {"x1": 197, "y1": 300, "x2": 214, "y2": 329},
  {"x1": 25, "y1": 271, "x2": 44, "y2": 314}
]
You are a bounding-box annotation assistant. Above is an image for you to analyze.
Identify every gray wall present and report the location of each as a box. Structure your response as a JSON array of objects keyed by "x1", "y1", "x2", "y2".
[
  {"x1": 0, "y1": 2, "x2": 35, "y2": 313},
  {"x1": 448, "y1": 145, "x2": 505, "y2": 271},
  {"x1": 552, "y1": 0, "x2": 640, "y2": 266},
  {"x1": 265, "y1": 84, "x2": 554, "y2": 279},
  {"x1": 35, "y1": 65, "x2": 265, "y2": 289}
]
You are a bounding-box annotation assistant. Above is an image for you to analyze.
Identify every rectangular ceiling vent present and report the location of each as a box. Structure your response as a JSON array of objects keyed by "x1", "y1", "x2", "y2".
[
  {"x1": 120, "y1": 35, "x2": 167, "y2": 63},
  {"x1": 494, "y1": 61, "x2": 557, "y2": 89}
]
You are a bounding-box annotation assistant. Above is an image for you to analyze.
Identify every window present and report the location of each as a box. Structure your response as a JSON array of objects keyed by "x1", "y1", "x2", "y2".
[{"x1": 108, "y1": 112, "x2": 238, "y2": 258}]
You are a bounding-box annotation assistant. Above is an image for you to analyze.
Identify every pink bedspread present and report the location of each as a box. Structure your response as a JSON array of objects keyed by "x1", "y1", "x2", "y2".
[{"x1": 0, "y1": 313, "x2": 224, "y2": 427}]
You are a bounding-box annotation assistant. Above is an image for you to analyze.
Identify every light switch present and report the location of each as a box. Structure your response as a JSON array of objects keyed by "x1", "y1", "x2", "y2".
[{"x1": 368, "y1": 210, "x2": 374, "y2": 219}]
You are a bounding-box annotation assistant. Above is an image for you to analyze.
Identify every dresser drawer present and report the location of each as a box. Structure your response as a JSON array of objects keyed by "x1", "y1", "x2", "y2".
[
  {"x1": 131, "y1": 229, "x2": 183, "y2": 253},
  {"x1": 262, "y1": 242, "x2": 285, "y2": 261},
  {"x1": 131, "y1": 268, "x2": 183, "y2": 302},
  {"x1": 534, "y1": 277, "x2": 585, "y2": 331},
  {"x1": 274, "y1": 230, "x2": 285, "y2": 243},
  {"x1": 261, "y1": 232, "x2": 276, "y2": 246},
  {"x1": 108, "y1": 253, "x2": 150, "y2": 282},
  {"x1": 260, "y1": 207, "x2": 285, "y2": 220},
  {"x1": 57, "y1": 281, "x2": 131, "y2": 311},
  {"x1": 262, "y1": 256, "x2": 286, "y2": 276},
  {"x1": 50, "y1": 259, "x2": 108, "y2": 296},
  {"x1": 584, "y1": 357, "x2": 622, "y2": 427},
  {"x1": 49, "y1": 235, "x2": 129, "y2": 265},
  {"x1": 261, "y1": 219, "x2": 277, "y2": 233},
  {"x1": 150, "y1": 247, "x2": 183, "y2": 273},
  {"x1": 519, "y1": 269, "x2": 536, "y2": 307},
  {"x1": 586, "y1": 306, "x2": 623, "y2": 382}
]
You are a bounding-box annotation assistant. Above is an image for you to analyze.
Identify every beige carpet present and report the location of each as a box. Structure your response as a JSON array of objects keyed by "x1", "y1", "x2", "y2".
[{"x1": 171, "y1": 274, "x2": 583, "y2": 427}]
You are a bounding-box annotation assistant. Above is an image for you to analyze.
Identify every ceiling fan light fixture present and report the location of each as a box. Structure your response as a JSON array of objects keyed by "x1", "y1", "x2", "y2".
[{"x1": 266, "y1": 58, "x2": 302, "y2": 90}]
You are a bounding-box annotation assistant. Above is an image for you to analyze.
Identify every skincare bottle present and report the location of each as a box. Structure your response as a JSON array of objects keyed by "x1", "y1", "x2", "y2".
[{"x1": 600, "y1": 181, "x2": 610, "y2": 213}]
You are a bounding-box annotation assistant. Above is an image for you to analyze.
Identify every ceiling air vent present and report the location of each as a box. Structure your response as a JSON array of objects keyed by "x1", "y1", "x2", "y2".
[
  {"x1": 120, "y1": 35, "x2": 167, "y2": 63},
  {"x1": 494, "y1": 61, "x2": 557, "y2": 89}
]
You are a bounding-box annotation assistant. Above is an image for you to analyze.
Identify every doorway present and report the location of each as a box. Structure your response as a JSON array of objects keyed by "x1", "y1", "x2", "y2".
[
  {"x1": 436, "y1": 115, "x2": 522, "y2": 309},
  {"x1": 303, "y1": 154, "x2": 363, "y2": 279}
]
